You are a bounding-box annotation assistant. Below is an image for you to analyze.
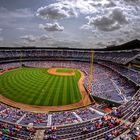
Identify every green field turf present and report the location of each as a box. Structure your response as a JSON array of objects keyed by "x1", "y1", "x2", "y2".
[
  {"x1": 56, "y1": 68, "x2": 73, "y2": 73},
  {"x1": 0, "y1": 68, "x2": 82, "y2": 106}
]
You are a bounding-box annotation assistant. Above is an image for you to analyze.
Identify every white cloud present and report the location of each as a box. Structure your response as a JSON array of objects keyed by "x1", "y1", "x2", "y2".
[
  {"x1": 39, "y1": 22, "x2": 64, "y2": 31},
  {"x1": 36, "y1": 0, "x2": 100, "y2": 20},
  {"x1": 36, "y1": 0, "x2": 120, "y2": 21},
  {"x1": 40, "y1": 34, "x2": 49, "y2": 40},
  {"x1": 80, "y1": 24, "x2": 92, "y2": 30},
  {"x1": 20, "y1": 34, "x2": 50, "y2": 43},
  {"x1": 20, "y1": 35, "x2": 36, "y2": 42},
  {"x1": 79, "y1": 0, "x2": 140, "y2": 48},
  {"x1": 36, "y1": 3, "x2": 77, "y2": 20},
  {"x1": 17, "y1": 34, "x2": 85, "y2": 48}
]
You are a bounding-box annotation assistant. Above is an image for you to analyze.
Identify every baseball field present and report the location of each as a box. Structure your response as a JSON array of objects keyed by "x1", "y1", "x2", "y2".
[{"x1": 0, "y1": 67, "x2": 82, "y2": 106}]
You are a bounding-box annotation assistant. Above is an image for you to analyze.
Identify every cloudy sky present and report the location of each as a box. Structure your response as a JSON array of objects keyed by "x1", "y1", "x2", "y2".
[{"x1": 0, "y1": 0, "x2": 140, "y2": 48}]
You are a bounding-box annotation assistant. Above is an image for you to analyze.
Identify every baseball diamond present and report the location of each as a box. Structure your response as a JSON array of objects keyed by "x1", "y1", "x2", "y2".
[{"x1": 0, "y1": 67, "x2": 84, "y2": 106}]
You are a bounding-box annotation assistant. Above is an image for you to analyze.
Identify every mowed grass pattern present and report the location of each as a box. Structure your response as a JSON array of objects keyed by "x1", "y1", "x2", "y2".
[
  {"x1": 56, "y1": 68, "x2": 74, "y2": 73},
  {"x1": 0, "y1": 68, "x2": 82, "y2": 106}
]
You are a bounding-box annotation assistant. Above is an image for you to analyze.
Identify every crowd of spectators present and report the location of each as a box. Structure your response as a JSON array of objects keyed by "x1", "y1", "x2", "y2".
[
  {"x1": 100, "y1": 62, "x2": 140, "y2": 85},
  {"x1": 0, "y1": 49, "x2": 139, "y2": 139},
  {"x1": 43, "y1": 115, "x2": 129, "y2": 140},
  {"x1": 0, "y1": 48, "x2": 139, "y2": 65},
  {"x1": 91, "y1": 64, "x2": 136, "y2": 102},
  {"x1": 95, "y1": 49, "x2": 139, "y2": 64},
  {"x1": 0, "y1": 121, "x2": 36, "y2": 140}
]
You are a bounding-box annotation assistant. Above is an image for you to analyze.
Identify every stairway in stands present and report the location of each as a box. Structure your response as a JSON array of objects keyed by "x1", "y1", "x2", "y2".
[{"x1": 34, "y1": 130, "x2": 45, "y2": 140}]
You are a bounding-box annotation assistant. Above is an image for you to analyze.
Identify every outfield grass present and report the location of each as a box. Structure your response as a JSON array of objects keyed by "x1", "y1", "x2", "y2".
[{"x1": 0, "y1": 68, "x2": 82, "y2": 106}]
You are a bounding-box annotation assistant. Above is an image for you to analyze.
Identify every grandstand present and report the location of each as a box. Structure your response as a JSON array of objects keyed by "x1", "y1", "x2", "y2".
[{"x1": 0, "y1": 40, "x2": 140, "y2": 140}]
